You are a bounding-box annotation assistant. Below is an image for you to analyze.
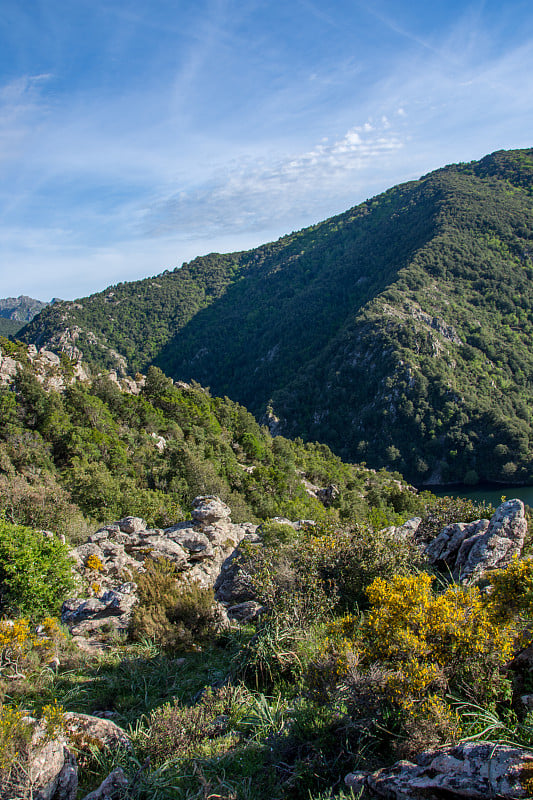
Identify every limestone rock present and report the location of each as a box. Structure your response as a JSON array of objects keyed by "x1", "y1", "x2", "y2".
[
  {"x1": 347, "y1": 741, "x2": 533, "y2": 799},
  {"x1": 115, "y1": 516, "x2": 146, "y2": 534},
  {"x1": 2, "y1": 717, "x2": 78, "y2": 800},
  {"x1": 63, "y1": 497, "x2": 258, "y2": 638}
]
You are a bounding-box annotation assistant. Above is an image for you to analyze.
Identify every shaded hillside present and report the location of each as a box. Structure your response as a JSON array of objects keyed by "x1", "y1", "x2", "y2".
[{"x1": 20, "y1": 148, "x2": 533, "y2": 484}]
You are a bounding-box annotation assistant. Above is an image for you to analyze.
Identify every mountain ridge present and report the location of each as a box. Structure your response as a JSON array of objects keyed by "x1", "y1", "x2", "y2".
[{"x1": 19, "y1": 147, "x2": 533, "y2": 484}]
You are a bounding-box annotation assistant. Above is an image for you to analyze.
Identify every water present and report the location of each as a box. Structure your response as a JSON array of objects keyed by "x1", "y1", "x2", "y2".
[{"x1": 434, "y1": 485, "x2": 533, "y2": 509}]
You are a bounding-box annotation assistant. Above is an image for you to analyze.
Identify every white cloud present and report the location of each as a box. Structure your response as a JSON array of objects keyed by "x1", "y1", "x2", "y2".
[{"x1": 143, "y1": 120, "x2": 404, "y2": 237}]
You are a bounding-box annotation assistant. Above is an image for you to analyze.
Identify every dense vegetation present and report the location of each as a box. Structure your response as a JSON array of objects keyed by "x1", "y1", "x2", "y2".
[
  {"x1": 4, "y1": 496, "x2": 533, "y2": 799},
  {"x1": 20, "y1": 148, "x2": 533, "y2": 485},
  {"x1": 0, "y1": 339, "x2": 418, "y2": 537},
  {"x1": 2, "y1": 341, "x2": 533, "y2": 798}
]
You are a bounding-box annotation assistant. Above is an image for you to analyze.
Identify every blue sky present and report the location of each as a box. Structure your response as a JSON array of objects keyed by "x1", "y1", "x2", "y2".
[{"x1": 1, "y1": 0, "x2": 532, "y2": 300}]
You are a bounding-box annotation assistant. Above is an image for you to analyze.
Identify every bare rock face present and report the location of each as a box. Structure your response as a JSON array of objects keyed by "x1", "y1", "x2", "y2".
[
  {"x1": 191, "y1": 495, "x2": 231, "y2": 524},
  {"x1": 424, "y1": 499, "x2": 527, "y2": 581},
  {"x1": 63, "y1": 496, "x2": 258, "y2": 636},
  {"x1": 346, "y1": 741, "x2": 533, "y2": 799}
]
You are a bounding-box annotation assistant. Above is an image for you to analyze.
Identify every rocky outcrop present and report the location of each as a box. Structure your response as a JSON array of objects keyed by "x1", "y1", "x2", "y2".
[
  {"x1": 424, "y1": 498, "x2": 527, "y2": 581},
  {"x1": 346, "y1": 741, "x2": 533, "y2": 799},
  {"x1": 63, "y1": 496, "x2": 258, "y2": 635}
]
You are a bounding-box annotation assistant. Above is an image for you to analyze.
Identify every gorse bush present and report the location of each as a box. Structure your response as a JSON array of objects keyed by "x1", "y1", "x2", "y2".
[
  {"x1": 129, "y1": 559, "x2": 224, "y2": 650},
  {"x1": 0, "y1": 617, "x2": 64, "y2": 680},
  {"x1": 0, "y1": 519, "x2": 75, "y2": 618},
  {"x1": 362, "y1": 572, "x2": 515, "y2": 705}
]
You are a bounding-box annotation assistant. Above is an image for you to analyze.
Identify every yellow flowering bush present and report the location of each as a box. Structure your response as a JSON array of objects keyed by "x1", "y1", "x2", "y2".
[
  {"x1": 363, "y1": 573, "x2": 515, "y2": 705},
  {"x1": 486, "y1": 556, "x2": 533, "y2": 623},
  {"x1": 0, "y1": 617, "x2": 64, "y2": 679}
]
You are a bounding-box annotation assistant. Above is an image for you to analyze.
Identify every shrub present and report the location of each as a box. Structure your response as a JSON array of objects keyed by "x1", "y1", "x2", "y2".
[
  {"x1": 296, "y1": 522, "x2": 424, "y2": 611},
  {"x1": 129, "y1": 559, "x2": 224, "y2": 650},
  {"x1": 0, "y1": 519, "x2": 75, "y2": 618},
  {"x1": 486, "y1": 556, "x2": 533, "y2": 623},
  {"x1": 0, "y1": 472, "x2": 90, "y2": 542},
  {"x1": 0, "y1": 617, "x2": 65, "y2": 680},
  {"x1": 362, "y1": 572, "x2": 515, "y2": 706},
  {"x1": 142, "y1": 685, "x2": 247, "y2": 765}
]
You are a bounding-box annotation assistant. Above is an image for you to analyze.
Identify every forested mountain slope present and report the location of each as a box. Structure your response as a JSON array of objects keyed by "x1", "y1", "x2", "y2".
[{"x1": 20, "y1": 148, "x2": 533, "y2": 484}]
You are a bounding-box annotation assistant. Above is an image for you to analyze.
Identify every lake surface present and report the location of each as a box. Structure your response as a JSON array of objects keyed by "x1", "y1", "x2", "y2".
[{"x1": 434, "y1": 485, "x2": 533, "y2": 509}]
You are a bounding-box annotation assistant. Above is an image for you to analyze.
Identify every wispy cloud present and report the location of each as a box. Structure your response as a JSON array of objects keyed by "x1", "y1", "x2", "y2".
[
  {"x1": 144, "y1": 121, "x2": 404, "y2": 237},
  {"x1": 1, "y1": 0, "x2": 533, "y2": 299}
]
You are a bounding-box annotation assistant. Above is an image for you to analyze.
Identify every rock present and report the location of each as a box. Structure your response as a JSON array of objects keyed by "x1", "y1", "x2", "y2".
[
  {"x1": 80, "y1": 767, "x2": 128, "y2": 800},
  {"x1": 460, "y1": 499, "x2": 527, "y2": 581},
  {"x1": 2, "y1": 717, "x2": 78, "y2": 800},
  {"x1": 424, "y1": 499, "x2": 527, "y2": 582},
  {"x1": 383, "y1": 517, "x2": 422, "y2": 541},
  {"x1": 64, "y1": 497, "x2": 258, "y2": 638},
  {"x1": 348, "y1": 741, "x2": 533, "y2": 799},
  {"x1": 316, "y1": 484, "x2": 340, "y2": 507},
  {"x1": 192, "y1": 496, "x2": 231, "y2": 524},
  {"x1": 344, "y1": 770, "x2": 368, "y2": 794},
  {"x1": 63, "y1": 712, "x2": 130, "y2": 750},
  {"x1": 214, "y1": 550, "x2": 256, "y2": 605},
  {"x1": 226, "y1": 601, "x2": 264, "y2": 622},
  {"x1": 115, "y1": 516, "x2": 146, "y2": 534}
]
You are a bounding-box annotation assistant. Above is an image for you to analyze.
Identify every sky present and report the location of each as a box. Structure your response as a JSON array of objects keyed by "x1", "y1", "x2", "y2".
[{"x1": 1, "y1": 0, "x2": 532, "y2": 301}]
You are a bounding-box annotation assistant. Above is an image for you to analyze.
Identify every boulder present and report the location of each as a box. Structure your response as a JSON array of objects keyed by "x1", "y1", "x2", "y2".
[
  {"x1": 63, "y1": 713, "x2": 130, "y2": 751},
  {"x1": 424, "y1": 499, "x2": 527, "y2": 582},
  {"x1": 2, "y1": 717, "x2": 78, "y2": 800},
  {"x1": 346, "y1": 741, "x2": 533, "y2": 799},
  {"x1": 115, "y1": 516, "x2": 146, "y2": 534},
  {"x1": 192, "y1": 496, "x2": 231, "y2": 525}
]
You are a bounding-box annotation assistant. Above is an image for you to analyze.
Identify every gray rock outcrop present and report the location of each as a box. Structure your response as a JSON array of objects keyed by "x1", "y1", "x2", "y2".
[
  {"x1": 346, "y1": 741, "x2": 533, "y2": 799},
  {"x1": 63, "y1": 496, "x2": 258, "y2": 636},
  {"x1": 424, "y1": 498, "x2": 527, "y2": 581}
]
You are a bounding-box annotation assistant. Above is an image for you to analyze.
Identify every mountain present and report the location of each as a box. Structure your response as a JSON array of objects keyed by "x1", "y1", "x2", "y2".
[
  {"x1": 0, "y1": 295, "x2": 49, "y2": 336},
  {"x1": 20, "y1": 148, "x2": 533, "y2": 484}
]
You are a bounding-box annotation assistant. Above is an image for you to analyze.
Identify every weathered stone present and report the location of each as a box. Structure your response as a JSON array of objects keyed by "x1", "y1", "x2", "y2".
[
  {"x1": 4, "y1": 718, "x2": 79, "y2": 800},
  {"x1": 139, "y1": 535, "x2": 189, "y2": 564},
  {"x1": 115, "y1": 516, "x2": 146, "y2": 534},
  {"x1": 423, "y1": 500, "x2": 527, "y2": 583},
  {"x1": 80, "y1": 768, "x2": 128, "y2": 800},
  {"x1": 352, "y1": 741, "x2": 533, "y2": 799},
  {"x1": 227, "y1": 601, "x2": 264, "y2": 622},
  {"x1": 192, "y1": 495, "x2": 231, "y2": 524},
  {"x1": 460, "y1": 499, "x2": 527, "y2": 581},
  {"x1": 63, "y1": 712, "x2": 131, "y2": 750}
]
